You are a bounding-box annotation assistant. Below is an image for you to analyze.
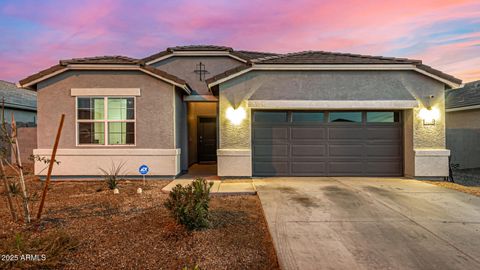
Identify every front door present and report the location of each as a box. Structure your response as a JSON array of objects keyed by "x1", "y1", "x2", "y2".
[{"x1": 198, "y1": 117, "x2": 217, "y2": 162}]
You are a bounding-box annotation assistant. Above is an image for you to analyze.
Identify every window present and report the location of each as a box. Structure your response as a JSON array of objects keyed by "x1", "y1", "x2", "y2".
[
  {"x1": 329, "y1": 112, "x2": 362, "y2": 123},
  {"x1": 77, "y1": 97, "x2": 135, "y2": 145},
  {"x1": 254, "y1": 111, "x2": 288, "y2": 122},
  {"x1": 292, "y1": 112, "x2": 324, "y2": 122},
  {"x1": 367, "y1": 112, "x2": 400, "y2": 123}
]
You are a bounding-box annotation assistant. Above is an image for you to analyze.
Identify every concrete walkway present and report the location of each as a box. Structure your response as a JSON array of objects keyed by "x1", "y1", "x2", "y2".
[
  {"x1": 255, "y1": 177, "x2": 480, "y2": 270},
  {"x1": 162, "y1": 179, "x2": 256, "y2": 195}
]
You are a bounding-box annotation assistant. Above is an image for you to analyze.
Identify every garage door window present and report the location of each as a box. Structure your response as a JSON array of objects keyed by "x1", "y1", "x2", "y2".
[
  {"x1": 254, "y1": 111, "x2": 288, "y2": 122},
  {"x1": 292, "y1": 112, "x2": 324, "y2": 122},
  {"x1": 367, "y1": 112, "x2": 400, "y2": 123},
  {"x1": 329, "y1": 112, "x2": 362, "y2": 123}
]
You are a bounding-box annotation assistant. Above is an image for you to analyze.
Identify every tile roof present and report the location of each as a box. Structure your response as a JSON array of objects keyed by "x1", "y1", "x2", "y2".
[
  {"x1": 231, "y1": 50, "x2": 279, "y2": 60},
  {"x1": 205, "y1": 64, "x2": 251, "y2": 85},
  {"x1": 19, "y1": 56, "x2": 188, "y2": 89},
  {"x1": 59, "y1": 55, "x2": 141, "y2": 65},
  {"x1": 0, "y1": 80, "x2": 36, "y2": 111},
  {"x1": 446, "y1": 80, "x2": 480, "y2": 109},
  {"x1": 167, "y1": 45, "x2": 232, "y2": 51},
  {"x1": 253, "y1": 50, "x2": 422, "y2": 64},
  {"x1": 207, "y1": 50, "x2": 462, "y2": 86},
  {"x1": 142, "y1": 45, "x2": 278, "y2": 63}
]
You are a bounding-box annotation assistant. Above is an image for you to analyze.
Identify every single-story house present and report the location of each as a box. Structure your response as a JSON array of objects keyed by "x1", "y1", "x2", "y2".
[
  {"x1": 17, "y1": 45, "x2": 462, "y2": 179},
  {"x1": 445, "y1": 80, "x2": 480, "y2": 174},
  {"x1": 0, "y1": 80, "x2": 37, "y2": 126}
]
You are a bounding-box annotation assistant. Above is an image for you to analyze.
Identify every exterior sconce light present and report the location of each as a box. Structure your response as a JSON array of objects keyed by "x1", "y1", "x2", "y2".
[
  {"x1": 419, "y1": 107, "x2": 440, "y2": 125},
  {"x1": 419, "y1": 95, "x2": 439, "y2": 125},
  {"x1": 226, "y1": 106, "x2": 246, "y2": 125}
]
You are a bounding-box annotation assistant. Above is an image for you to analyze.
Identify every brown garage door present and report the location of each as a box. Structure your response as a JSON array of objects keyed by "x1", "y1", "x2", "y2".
[{"x1": 252, "y1": 111, "x2": 403, "y2": 176}]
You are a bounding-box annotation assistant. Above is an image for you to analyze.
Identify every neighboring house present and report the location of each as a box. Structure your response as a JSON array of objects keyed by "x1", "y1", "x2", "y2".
[
  {"x1": 0, "y1": 80, "x2": 37, "y2": 163},
  {"x1": 445, "y1": 80, "x2": 480, "y2": 174},
  {"x1": 17, "y1": 45, "x2": 462, "y2": 179},
  {"x1": 0, "y1": 80, "x2": 37, "y2": 126}
]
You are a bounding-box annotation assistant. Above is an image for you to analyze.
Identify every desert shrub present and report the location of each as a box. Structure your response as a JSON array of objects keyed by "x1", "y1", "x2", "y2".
[
  {"x1": 8, "y1": 181, "x2": 19, "y2": 195},
  {"x1": 0, "y1": 230, "x2": 79, "y2": 269},
  {"x1": 99, "y1": 161, "x2": 126, "y2": 190},
  {"x1": 164, "y1": 178, "x2": 213, "y2": 230}
]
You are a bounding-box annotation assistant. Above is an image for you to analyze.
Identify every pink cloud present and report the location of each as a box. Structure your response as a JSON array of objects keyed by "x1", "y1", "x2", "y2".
[{"x1": 0, "y1": 0, "x2": 478, "y2": 83}]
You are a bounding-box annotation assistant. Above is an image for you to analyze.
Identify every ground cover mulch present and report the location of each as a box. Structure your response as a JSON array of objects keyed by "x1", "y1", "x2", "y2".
[
  {"x1": 0, "y1": 167, "x2": 278, "y2": 269},
  {"x1": 424, "y1": 180, "x2": 480, "y2": 197}
]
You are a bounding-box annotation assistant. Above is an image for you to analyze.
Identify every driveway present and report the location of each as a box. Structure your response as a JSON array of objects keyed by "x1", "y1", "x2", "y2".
[{"x1": 254, "y1": 177, "x2": 480, "y2": 270}]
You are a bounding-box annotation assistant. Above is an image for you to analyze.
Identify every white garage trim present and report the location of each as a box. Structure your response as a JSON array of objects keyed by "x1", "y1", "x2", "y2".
[{"x1": 247, "y1": 100, "x2": 419, "y2": 109}]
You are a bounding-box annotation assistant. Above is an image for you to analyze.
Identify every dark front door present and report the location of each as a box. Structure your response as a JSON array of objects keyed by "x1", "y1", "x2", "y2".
[
  {"x1": 252, "y1": 110, "x2": 403, "y2": 176},
  {"x1": 198, "y1": 117, "x2": 217, "y2": 162}
]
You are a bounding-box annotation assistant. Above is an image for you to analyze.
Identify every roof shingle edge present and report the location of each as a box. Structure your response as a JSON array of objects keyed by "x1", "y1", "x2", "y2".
[{"x1": 18, "y1": 56, "x2": 189, "y2": 91}]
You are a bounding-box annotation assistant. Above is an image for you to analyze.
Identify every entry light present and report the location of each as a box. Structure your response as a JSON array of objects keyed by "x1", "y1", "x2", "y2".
[
  {"x1": 419, "y1": 107, "x2": 440, "y2": 125},
  {"x1": 226, "y1": 107, "x2": 246, "y2": 125}
]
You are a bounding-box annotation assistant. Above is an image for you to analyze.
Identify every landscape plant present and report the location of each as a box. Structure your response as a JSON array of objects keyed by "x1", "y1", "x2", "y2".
[
  {"x1": 99, "y1": 161, "x2": 127, "y2": 190},
  {"x1": 0, "y1": 100, "x2": 31, "y2": 223},
  {"x1": 164, "y1": 177, "x2": 213, "y2": 230}
]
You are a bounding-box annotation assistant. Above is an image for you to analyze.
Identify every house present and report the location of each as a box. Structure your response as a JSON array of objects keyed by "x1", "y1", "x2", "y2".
[
  {"x1": 0, "y1": 80, "x2": 37, "y2": 126},
  {"x1": 445, "y1": 80, "x2": 480, "y2": 179},
  {"x1": 0, "y1": 80, "x2": 37, "y2": 163},
  {"x1": 17, "y1": 45, "x2": 462, "y2": 179}
]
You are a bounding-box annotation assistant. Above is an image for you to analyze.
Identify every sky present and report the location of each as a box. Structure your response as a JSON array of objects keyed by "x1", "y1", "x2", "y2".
[{"x1": 0, "y1": 0, "x2": 479, "y2": 84}]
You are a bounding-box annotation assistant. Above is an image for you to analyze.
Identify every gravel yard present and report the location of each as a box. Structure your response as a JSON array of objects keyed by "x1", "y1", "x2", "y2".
[
  {"x1": 424, "y1": 180, "x2": 480, "y2": 197},
  {"x1": 0, "y1": 171, "x2": 278, "y2": 269}
]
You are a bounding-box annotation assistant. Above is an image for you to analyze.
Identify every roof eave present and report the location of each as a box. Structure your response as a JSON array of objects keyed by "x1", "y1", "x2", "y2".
[
  {"x1": 18, "y1": 64, "x2": 191, "y2": 94},
  {"x1": 207, "y1": 63, "x2": 462, "y2": 89}
]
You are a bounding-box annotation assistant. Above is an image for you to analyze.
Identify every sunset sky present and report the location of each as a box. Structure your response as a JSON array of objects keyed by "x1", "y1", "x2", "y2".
[{"x1": 0, "y1": 0, "x2": 479, "y2": 84}]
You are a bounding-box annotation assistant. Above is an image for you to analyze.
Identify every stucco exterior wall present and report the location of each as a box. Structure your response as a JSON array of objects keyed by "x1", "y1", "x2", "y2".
[
  {"x1": 152, "y1": 56, "x2": 243, "y2": 95},
  {"x1": 218, "y1": 70, "x2": 449, "y2": 177},
  {"x1": 446, "y1": 109, "x2": 480, "y2": 129},
  {"x1": 446, "y1": 109, "x2": 480, "y2": 169},
  {"x1": 35, "y1": 70, "x2": 181, "y2": 177},
  {"x1": 37, "y1": 70, "x2": 175, "y2": 149}
]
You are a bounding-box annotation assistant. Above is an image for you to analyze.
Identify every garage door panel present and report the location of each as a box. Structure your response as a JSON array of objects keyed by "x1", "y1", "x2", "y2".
[
  {"x1": 253, "y1": 161, "x2": 289, "y2": 175},
  {"x1": 291, "y1": 127, "x2": 326, "y2": 140},
  {"x1": 329, "y1": 161, "x2": 364, "y2": 174},
  {"x1": 254, "y1": 144, "x2": 289, "y2": 157},
  {"x1": 253, "y1": 127, "x2": 288, "y2": 140},
  {"x1": 252, "y1": 110, "x2": 403, "y2": 176},
  {"x1": 367, "y1": 127, "x2": 401, "y2": 141},
  {"x1": 328, "y1": 127, "x2": 364, "y2": 140},
  {"x1": 291, "y1": 145, "x2": 326, "y2": 157},
  {"x1": 366, "y1": 145, "x2": 402, "y2": 157},
  {"x1": 366, "y1": 161, "x2": 402, "y2": 174},
  {"x1": 329, "y1": 144, "x2": 363, "y2": 157},
  {"x1": 291, "y1": 162, "x2": 326, "y2": 175}
]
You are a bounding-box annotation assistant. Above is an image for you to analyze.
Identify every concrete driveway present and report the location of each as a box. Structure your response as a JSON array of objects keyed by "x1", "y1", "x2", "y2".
[{"x1": 254, "y1": 177, "x2": 480, "y2": 270}]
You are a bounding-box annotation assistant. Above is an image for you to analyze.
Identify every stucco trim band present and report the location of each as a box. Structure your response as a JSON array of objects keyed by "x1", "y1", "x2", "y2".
[
  {"x1": 71, "y1": 88, "x2": 141, "y2": 96},
  {"x1": 33, "y1": 148, "x2": 181, "y2": 176},
  {"x1": 34, "y1": 148, "x2": 180, "y2": 156},
  {"x1": 414, "y1": 149, "x2": 450, "y2": 177},
  {"x1": 247, "y1": 100, "x2": 419, "y2": 109},
  {"x1": 446, "y1": 104, "x2": 480, "y2": 112},
  {"x1": 217, "y1": 149, "x2": 252, "y2": 177},
  {"x1": 414, "y1": 149, "x2": 450, "y2": 157}
]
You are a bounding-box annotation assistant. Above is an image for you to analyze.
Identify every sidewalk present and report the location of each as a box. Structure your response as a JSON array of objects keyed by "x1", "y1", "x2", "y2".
[{"x1": 162, "y1": 179, "x2": 256, "y2": 195}]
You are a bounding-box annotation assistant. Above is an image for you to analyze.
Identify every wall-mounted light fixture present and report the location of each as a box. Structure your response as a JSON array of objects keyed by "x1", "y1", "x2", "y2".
[
  {"x1": 419, "y1": 95, "x2": 439, "y2": 125},
  {"x1": 419, "y1": 107, "x2": 440, "y2": 125},
  {"x1": 226, "y1": 106, "x2": 246, "y2": 125}
]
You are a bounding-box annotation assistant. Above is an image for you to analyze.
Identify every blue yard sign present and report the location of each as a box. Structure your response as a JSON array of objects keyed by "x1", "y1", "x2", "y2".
[{"x1": 139, "y1": 164, "x2": 149, "y2": 175}]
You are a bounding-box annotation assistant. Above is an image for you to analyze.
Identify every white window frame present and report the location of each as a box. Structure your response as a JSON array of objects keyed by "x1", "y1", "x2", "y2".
[{"x1": 76, "y1": 96, "x2": 136, "y2": 147}]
